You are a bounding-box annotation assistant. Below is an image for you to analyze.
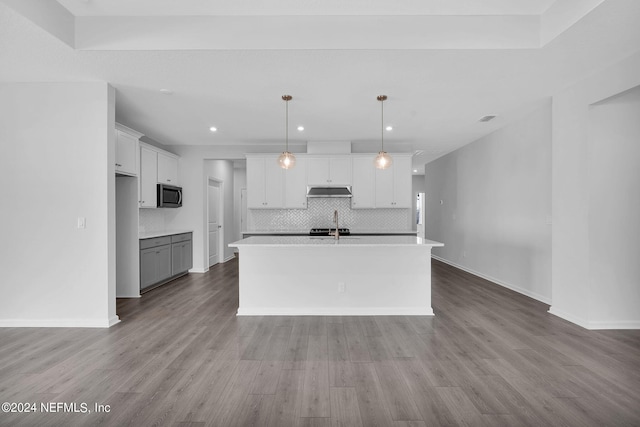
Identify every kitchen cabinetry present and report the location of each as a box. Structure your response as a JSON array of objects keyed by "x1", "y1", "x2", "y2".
[
  {"x1": 139, "y1": 145, "x2": 157, "y2": 208},
  {"x1": 115, "y1": 124, "x2": 142, "y2": 176},
  {"x1": 139, "y1": 142, "x2": 180, "y2": 208},
  {"x1": 284, "y1": 157, "x2": 308, "y2": 208},
  {"x1": 351, "y1": 155, "x2": 376, "y2": 209},
  {"x1": 157, "y1": 152, "x2": 179, "y2": 185},
  {"x1": 140, "y1": 236, "x2": 172, "y2": 291},
  {"x1": 307, "y1": 157, "x2": 352, "y2": 185},
  {"x1": 375, "y1": 155, "x2": 412, "y2": 208},
  {"x1": 247, "y1": 156, "x2": 284, "y2": 209},
  {"x1": 140, "y1": 232, "x2": 192, "y2": 292},
  {"x1": 171, "y1": 233, "x2": 193, "y2": 276}
]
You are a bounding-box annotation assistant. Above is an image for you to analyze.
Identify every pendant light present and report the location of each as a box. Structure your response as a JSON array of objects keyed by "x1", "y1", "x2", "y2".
[
  {"x1": 278, "y1": 95, "x2": 296, "y2": 169},
  {"x1": 374, "y1": 95, "x2": 392, "y2": 169}
]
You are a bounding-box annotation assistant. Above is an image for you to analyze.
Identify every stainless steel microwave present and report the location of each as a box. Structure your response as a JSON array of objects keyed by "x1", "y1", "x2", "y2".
[{"x1": 157, "y1": 184, "x2": 182, "y2": 208}]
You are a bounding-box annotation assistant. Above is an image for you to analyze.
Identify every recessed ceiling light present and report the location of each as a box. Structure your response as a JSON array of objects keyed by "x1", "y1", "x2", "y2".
[
  {"x1": 413, "y1": 169, "x2": 418, "y2": 173},
  {"x1": 385, "y1": 126, "x2": 393, "y2": 131},
  {"x1": 209, "y1": 126, "x2": 217, "y2": 132},
  {"x1": 159, "y1": 89, "x2": 173, "y2": 95},
  {"x1": 297, "y1": 126, "x2": 304, "y2": 131}
]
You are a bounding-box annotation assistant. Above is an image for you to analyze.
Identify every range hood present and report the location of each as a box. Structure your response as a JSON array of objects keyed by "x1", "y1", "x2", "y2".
[{"x1": 306, "y1": 185, "x2": 352, "y2": 198}]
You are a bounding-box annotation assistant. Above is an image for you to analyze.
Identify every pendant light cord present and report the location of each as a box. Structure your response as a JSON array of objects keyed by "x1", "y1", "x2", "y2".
[
  {"x1": 285, "y1": 97, "x2": 289, "y2": 152},
  {"x1": 380, "y1": 97, "x2": 384, "y2": 152}
]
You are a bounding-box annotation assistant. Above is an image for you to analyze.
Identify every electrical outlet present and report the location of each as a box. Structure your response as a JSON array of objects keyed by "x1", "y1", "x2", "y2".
[
  {"x1": 77, "y1": 217, "x2": 86, "y2": 229},
  {"x1": 463, "y1": 251, "x2": 467, "y2": 258},
  {"x1": 338, "y1": 282, "x2": 346, "y2": 293}
]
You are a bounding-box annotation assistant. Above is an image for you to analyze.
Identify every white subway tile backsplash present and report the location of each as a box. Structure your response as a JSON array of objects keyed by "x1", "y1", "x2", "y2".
[
  {"x1": 139, "y1": 209, "x2": 166, "y2": 232},
  {"x1": 248, "y1": 198, "x2": 411, "y2": 231}
]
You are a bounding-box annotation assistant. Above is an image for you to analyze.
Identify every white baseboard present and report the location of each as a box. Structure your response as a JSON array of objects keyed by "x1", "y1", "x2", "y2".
[
  {"x1": 585, "y1": 320, "x2": 640, "y2": 330},
  {"x1": 0, "y1": 315, "x2": 121, "y2": 328},
  {"x1": 432, "y1": 255, "x2": 552, "y2": 305},
  {"x1": 108, "y1": 315, "x2": 121, "y2": 327},
  {"x1": 223, "y1": 254, "x2": 236, "y2": 263},
  {"x1": 116, "y1": 294, "x2": 141, "y2": 299},
  {"x1": 237, "y1": 307, "x2": 434, "y2": 316},
  {"x1": 547, "y1": 307, "x2": 589, "y2": 329},
  {"x1": 189, "y1": 267, "x2": 208, "y2": 273},
  {"x1": 548, "y1": 307, "x2": 640, "y2": 330}
]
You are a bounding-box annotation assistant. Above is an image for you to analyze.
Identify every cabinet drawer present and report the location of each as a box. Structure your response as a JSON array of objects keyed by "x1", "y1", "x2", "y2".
[
  {"x1": 140, "y1": 236, "x2": 172, "y2": 249},
  {"x1": 171, "y1": 232, "x2": 192, "y2": 243}
]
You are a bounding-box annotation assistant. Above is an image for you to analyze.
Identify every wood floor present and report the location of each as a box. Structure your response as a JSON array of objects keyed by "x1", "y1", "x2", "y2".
[{"x1": 1, "y1": 259, "x2": 639, "y2": 427}]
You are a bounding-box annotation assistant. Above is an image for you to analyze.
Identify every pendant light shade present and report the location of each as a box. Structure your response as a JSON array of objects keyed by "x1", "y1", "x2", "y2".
[
  {"x1": 375, "y1": 151, "x2": 392, "y2": 169},
  {"x1": 278, "y1": 95, "x2": 296, "y2": 169},
  {"x1": 374, "y1": 95, "x2": 392, "y2": 169},
  {"x1": 278, "y1": 151, "x2": 296, "y2": 169}
]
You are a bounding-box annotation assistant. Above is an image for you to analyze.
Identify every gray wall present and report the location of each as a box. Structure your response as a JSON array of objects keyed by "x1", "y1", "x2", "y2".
[{"x1": 424, "y1": 100, "x2": 552, "y2": 303}]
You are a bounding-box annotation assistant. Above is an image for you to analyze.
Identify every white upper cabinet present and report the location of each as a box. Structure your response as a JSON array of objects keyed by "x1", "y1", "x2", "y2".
[
  {"x1": 139, "y1": 146, "x2": 157, "y2": 208},
  {"x1": 157, "y1": 152, "x2": 179, "y2": 185},
  {"x1": 284, "y1": 157, "x2": 308, "y2": 209},
  {"x1": 139, "y1": 142, "x2": 180, "y2": 209},
  {"x1": 307, "y1": 157, "x2": 352, "y2": 186},
  {"x1": 375, "y1": 155, "x2": 412, "y2": 208},
  {"x1": 115, "y1": 124, "x2": 142, "y2": 176},
  {"x1": 247, "y1": 156, "x2": 284, "y2": 209},
  {"x1": 351, "y1": 155, "x2": 376, "y2": 209}
]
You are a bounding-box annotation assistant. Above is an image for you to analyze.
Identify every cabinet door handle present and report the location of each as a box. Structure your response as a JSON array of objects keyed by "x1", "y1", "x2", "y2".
[{"x1": 115, "y1": 163, "x2": 122, "y2": 167}]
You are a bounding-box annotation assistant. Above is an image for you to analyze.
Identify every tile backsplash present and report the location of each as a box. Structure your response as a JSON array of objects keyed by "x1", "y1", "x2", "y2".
[
  {"x1": 248, "y1": 198, "x2": 411, "y2": 231},
  {"x1": 139, "y1": 209, "x2": 167, "y2": 233}
]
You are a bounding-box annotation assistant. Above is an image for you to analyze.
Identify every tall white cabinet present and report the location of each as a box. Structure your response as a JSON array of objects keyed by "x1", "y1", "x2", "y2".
[
  {"x1": 351, "y1": 155, "x2": 376, "y2": 209},
  {"x1": 375, "y1": 155, "x2": 412, "y2": 208},
  {"x1": 246, "y1": 156, "x2": 284, "y2": 208},
  {"x1": 284, "y1": 157, "x2": 308, "y2": 209}
]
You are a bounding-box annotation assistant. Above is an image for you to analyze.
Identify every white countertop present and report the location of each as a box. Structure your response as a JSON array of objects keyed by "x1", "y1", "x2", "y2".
[
  {"x1": 229, "y1": 235, "x2": 443, "y2": 247},
  {"x1": 241, "y1": 229, "x2": 418, "y2": 235},
  {"x1": 139, "y1": 230, "x2": 193, "y2": 239}
]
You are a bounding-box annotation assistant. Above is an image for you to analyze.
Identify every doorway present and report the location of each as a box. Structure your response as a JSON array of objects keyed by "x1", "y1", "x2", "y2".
[{"x1": 208, "y1": 179, "x2": 223, "y2": 267}]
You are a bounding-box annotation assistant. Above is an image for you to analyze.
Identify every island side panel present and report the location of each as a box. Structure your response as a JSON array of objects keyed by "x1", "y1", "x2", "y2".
[{"x1": 236, "y1": 245, "x2": 433, "y2": 316}]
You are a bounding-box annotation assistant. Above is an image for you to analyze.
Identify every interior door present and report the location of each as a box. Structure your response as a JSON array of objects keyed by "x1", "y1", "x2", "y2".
[{"x1": 208, "y1": 182, "x2": 220, "y2": 267}]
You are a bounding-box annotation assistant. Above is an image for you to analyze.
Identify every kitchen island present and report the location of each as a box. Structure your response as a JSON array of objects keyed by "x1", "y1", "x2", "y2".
[{"x1": 229, "y1": 235, "x2": 443, "y2": 316}]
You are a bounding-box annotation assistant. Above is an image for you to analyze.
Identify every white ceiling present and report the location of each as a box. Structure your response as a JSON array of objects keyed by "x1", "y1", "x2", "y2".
[
  {"x1": 1, "y1": 0, "x2": 640, "y2": 173},
  {"x1": 56, "y1": 0, "x2": 558, "y2": 17}
]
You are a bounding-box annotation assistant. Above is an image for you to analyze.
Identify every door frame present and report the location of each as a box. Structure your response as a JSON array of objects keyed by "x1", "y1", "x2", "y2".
[{"x1": 206, "y1": 177, "x2": 224, "y2": 269}]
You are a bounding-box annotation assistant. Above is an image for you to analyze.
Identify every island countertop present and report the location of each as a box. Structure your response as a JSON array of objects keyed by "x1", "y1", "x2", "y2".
[{"x1": 229, "y1": 235, "x2": 443, "y2": 248}]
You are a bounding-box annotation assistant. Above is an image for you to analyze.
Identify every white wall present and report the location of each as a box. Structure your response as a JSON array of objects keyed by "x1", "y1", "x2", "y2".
[
  {"x1": 588, "y1": 86, "x2": 640, "y2": 327},
  {"x1": 167, "y1": 144, "x2": 238, "y2": 272},
  {"x1": 550, "y1": 51, "x2": 640, "y2": 329},
  {"x1": 424, "y1": 100, "x2": 552, "y2": 303},
  {"x1": 0, "y1": 82, "x2": 118, "y2": 327}
]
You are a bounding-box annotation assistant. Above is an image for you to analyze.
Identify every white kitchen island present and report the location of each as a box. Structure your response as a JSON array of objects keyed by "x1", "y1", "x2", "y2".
[{"x1": 229, "y1": 235, "x2": 444, "y2": 316}]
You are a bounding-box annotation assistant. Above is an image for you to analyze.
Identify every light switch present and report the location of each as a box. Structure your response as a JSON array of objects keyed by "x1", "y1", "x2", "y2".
[{"x1": 77, "y1": 217, "x2": 86, "y2": 229}]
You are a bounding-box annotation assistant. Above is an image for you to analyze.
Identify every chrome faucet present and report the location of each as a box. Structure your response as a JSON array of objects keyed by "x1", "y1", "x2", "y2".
[{"x1": 331, "y1": 209, "x2": 340, "y2": 240}]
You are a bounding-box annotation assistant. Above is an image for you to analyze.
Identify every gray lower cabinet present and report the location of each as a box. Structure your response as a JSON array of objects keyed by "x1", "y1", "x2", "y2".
[
  {"x1": 140, "y1": 232, "x2": 192, "y2": 292},
  {"x1": 171, "y1": 233, "x2": 193, "y2": 276}
]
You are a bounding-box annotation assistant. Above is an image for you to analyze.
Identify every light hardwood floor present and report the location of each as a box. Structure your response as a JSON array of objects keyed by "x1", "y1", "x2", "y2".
[{"x1": 1, "y1": 258, "x2": 639, "y2": 426}]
